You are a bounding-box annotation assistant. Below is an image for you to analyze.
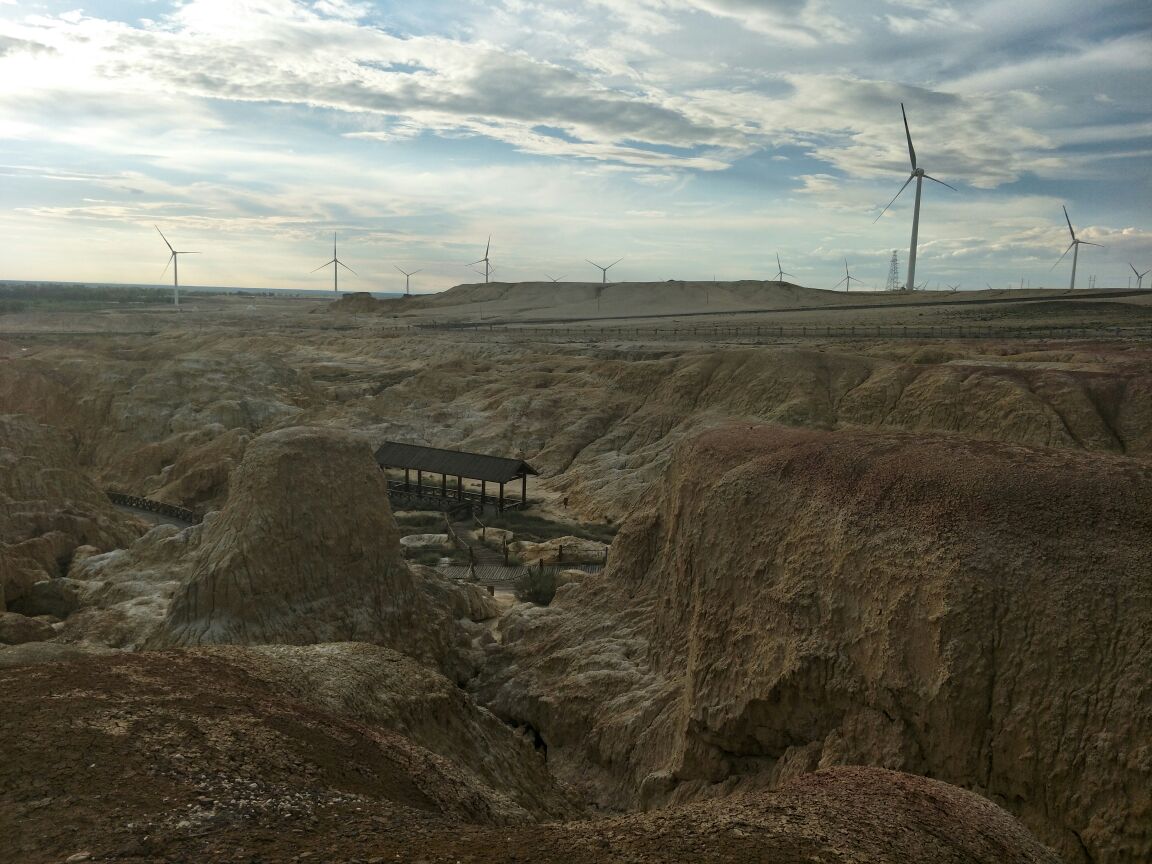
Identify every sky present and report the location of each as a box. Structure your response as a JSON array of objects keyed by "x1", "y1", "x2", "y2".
[{"x1": 1, "y1": 0, "x2": 1150, "y2": 294}]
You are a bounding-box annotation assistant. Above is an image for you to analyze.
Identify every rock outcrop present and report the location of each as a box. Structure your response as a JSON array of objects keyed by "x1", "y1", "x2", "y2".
[
  {"x1": 149, "y1": 426, "x2": 453, "y2": 654},
  {"x1": 0, "y1": 414, "x2": 141, "y2": 610},
  {"x1": 477, "y1": 424, "x2": 1152, "y2": 864},
  {"x1": 0, "y1": 644, "x2": 1058, "y2": 863}
]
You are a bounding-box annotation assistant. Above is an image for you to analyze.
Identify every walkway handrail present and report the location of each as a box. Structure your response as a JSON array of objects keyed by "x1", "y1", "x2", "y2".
[{"x1": 105, "y1": 491, "x2": 203, "y2": 525}]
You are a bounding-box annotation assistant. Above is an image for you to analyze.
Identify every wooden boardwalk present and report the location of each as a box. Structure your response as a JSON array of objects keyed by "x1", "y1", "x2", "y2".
[{"x1": 437, "y1": 562, "x2": 603, "y2": 586}]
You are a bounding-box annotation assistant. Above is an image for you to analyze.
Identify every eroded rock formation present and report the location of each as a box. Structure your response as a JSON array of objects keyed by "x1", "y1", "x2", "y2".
[
  {"x1": 477, "y1": 424, "x2": 1152, "y2": 863},
  {"x1": 0, "y1": 414, "x2": 141, "y2": 614},
  {"x1": 0, "y1": 644, "x2": 1059, "y2": 863}
]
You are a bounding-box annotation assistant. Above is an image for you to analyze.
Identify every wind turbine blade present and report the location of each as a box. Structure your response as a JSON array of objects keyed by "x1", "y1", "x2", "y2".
[
  {"x1": 874, "y1": 175, "x2": 914, "y2": 222},
  {"x1": 311, "y1": 260, "x2": 334, "y2": 273},
  {"x1": 410, "y1": 269, "x2": 422, "y2": 275},
  {"x1": 900, "y1": 103, "x2": 917, "y2": 170},
  {"x1": 468, "y1": 258, "x2": 487, "y2": 266},
  {"x1": 1063, "y1": 205, "x2": 1076, "y2": 240},
  {"x1": 833, "y1": 277, "x2": 847, "y2": 289},
  {"x1": 484, "y1": 235, "x2": 491, "y2": 257},
  {"x1": 923, "y1": 175, "x2": 957, "y2": 191},
  {"x1": 155, "y1": 225, "x2": 174, "y2": 253},
  {"x1": 1080, "y1": 241, "x2": 1104, "y2": 248},
  {"x1": 336, "y1": 260, "x2": 357, "y2": 276},
  {"x1": 608, "y1": 257, "x2": 623, "y2": 268},
  {"x1": 585, "y1": 259, "x2": 601, "y2": 268},
  {"x1": 1133, "y1": 263, "x2": 1141, "y2": 278},
  {"x1": 1051, "y1": 242, "x2": 1075, "y2": 270},
  {"x1": 393, "y1": 264, "x2": 406, "y2": 275},
  {"x1": 161, "y1": 254, "x2": 174, "y2": 278}
]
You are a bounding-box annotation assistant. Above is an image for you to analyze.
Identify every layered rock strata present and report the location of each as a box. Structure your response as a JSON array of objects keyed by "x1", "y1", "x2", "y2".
[{"x1": 477, "y1": 424, "x2": 1152, "y2": 864}]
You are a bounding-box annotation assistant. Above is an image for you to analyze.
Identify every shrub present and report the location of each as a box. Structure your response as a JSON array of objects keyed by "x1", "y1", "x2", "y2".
[{"x1": 514, "y1": 566, "x2": 557, "y2": 606}]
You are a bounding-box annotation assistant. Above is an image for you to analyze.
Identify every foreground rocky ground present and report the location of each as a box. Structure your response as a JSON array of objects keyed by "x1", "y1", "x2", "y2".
[
  {"x1": 0, "y1": 649, "x2": 1059, "y2": 863},
  {"x1": 2, "y1": 296, "x2": 1149, "y2": 862}
]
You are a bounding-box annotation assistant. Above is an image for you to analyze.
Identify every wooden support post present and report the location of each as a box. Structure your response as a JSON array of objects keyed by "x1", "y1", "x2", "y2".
[
  {"x1": 521, "y1": 473, "x2": 527, "y2": 508},
  {"x1": 417, "y1": 469, "x2": 422, "y2": 496},
  {"x1": 499, "y1": 482, "x2": 505, "y2": 512},
  {"x1": 441, "y1": 473, "x2": 446, "y2": 498},
  {"x1": 457, "y1": 475, "x2": 462, "y2": 500},
  {"x1": 481, "y1": 480, "x2": 486, "y2": 509},
  {"x1": 405, "y1": 468, "x2": 410, "y2": 492}
]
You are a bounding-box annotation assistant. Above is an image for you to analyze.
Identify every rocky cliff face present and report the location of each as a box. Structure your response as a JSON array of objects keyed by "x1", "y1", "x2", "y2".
[
  {"x1": 0, "y1": 414, "x2": 140, "y2": 613},
  {"x1": 477, "y1": 424, "x2": 1151, "y2": 864}
]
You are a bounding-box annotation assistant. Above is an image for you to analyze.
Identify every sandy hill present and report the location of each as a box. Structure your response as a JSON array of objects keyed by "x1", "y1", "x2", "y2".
[
  {"x1": 0, "y1": 645, "x2": 1058, "y2": 863},
  {"x1": 321, "y1": 279, "x2": 1133, "y2": 325},
  {"x1": 476, "y1": 424, "x2": 1152, "y2": 864}
]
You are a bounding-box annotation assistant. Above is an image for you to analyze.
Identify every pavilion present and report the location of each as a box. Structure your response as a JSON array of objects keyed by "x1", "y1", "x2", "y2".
[{"x1": 373, "y1": 441, "x2": 538, "y2": 512}]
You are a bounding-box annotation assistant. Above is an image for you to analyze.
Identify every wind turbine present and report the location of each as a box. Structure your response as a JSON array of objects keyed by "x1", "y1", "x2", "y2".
[
  {"x1": 470, "y1": 236, "x2": 492, "y2": 283},
  {"x1": 832, "y1": 259, "x2": 863, "y2": 292},
  {"x1": 312, "y1": 232, "x2": 356, "y2": 292},
  {"x1": 1131, "y1": 263, "x2": 1149, "y2": 291},
  {"x1": 875, "y1": 103, "x2": 956, "y2": 293},
  {"x1": 393, "y1": 265, "x2": 422, "y2": 296},
  {"x1": 775, "y1": 253, "x2": 794, "y2": 283},
  {"x1": 586, "y1": 257, "x2": 623, "y2": 283},
  {"x1": 947, "y1": 282, "x2": 960, "y2": 292},
  {"x1": 155, "y1": 226, "x2": 199, "y2": 309},
  {"x1": 1051, "y1": 206, "x2": 1102, "y2": 291},
  {"x1": 545, "y1": 274, "x2": 565, "y2": 283}
]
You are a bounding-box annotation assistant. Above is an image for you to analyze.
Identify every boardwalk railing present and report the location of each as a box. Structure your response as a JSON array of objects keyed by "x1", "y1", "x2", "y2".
[
  {"x1": 385, "y1": 479, "x2": 528, "y2": 512},
  {"x1": 105, "y1": 491, "x2": 202, "y2": 525},
  {"x1": 414, "y1": 322, "x2": 1152, "y2": 342}
]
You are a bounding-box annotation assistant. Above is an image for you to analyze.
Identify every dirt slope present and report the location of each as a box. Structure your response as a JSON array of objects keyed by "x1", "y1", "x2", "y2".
[
  {"x1": 476, "y1": 424, "x2": 1152, "y2": 863},
  {"x1": 0, "y1": 646, "x2": 1058, "y2": 863}
]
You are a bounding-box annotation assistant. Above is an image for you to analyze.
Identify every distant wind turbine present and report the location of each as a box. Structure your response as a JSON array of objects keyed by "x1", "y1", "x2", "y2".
[
  {"x1": 312, "y1": 232, "x2": 356, "y2": 292},
  {"x1": 1131, "y1": 263, "x2": 1149, "y2": 291},
  {"x1": 775, "y1": 253, "x2": 794, "y2": 283},
  {"x1": 393, "y1": 265, "x2": 422, "y2": 296},
  {"x1": 545, "y1": 274, "x2": 565, "y2": 283},
  {"x1": 947, "y1": 283, "x2": 960, "y2": 292},
  {"x1": 470, "y1": 236, "x2": 492, "y2": 283},
  {"x1": 155, "y1": 226, "x2": 200, "y2": 309},
  {"x1": 875, "y1": 103, "x2": 956, "y2": 294},
  {"x1": 832, "y1": 259, "x2": 863, "y2": 292},
  {"x1": 586, "y1": 257, "x2": 623, "y2": 283},
  {"x1": 1051, "y1": 206, "x2": 1102, "y2": 290}
]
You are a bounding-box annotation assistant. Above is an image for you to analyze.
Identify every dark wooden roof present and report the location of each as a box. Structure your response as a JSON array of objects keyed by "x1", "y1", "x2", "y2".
[{"x1": 374, "y1": 441, "x2": 538, "y2": 484}]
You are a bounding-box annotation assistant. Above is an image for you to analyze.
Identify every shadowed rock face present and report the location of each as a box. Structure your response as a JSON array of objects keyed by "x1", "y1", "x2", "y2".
[
  {"x1": 476, "y1": 425, "x2": 1152, "y2": 864},
  {"x1": 150, "y1": 427, "x2": 450, "y2": 659},
  {"x1": 0, "y1": 414, "x2": 141, "y2": 611}
]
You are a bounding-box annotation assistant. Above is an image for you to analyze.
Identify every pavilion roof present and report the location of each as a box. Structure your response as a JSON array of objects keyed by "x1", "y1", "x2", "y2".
[{"x1": 374, "y1": 441, "x2": 538, "y2": 484}]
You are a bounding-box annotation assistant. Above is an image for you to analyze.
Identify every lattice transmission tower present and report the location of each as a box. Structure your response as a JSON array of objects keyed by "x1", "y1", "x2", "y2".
[{"x1": 884, "y1": 250, "x2": 901, "y2": 291}]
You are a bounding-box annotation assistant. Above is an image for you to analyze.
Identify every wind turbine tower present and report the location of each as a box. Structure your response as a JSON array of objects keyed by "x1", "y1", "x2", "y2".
[
  {"x1": 155, "y1": 226, "x2": 200, "y2": 309},
  {"x1": 833, "y1": 260, "x2": 863, "y2": 292},
  {"x1": 393, "y1": 265, "x2": 422, "y2": 296},
  {"x1": 1130, "y1": 263, "x2": 1149, "y2": 291},
  {"x1": 775, "y1": 253, "x2": 794, "y2": 283},
  {"x1": 586, "y1": 257, "x2": 623, "y2": 283},
  {"x1": 470, "y1": 236, "x2": 492, "y2": 283},
  {"x1": 312, "y1": 232, "x2": 356, "y2": 292},
  {"x1": 875, "y1": 103, "x2": 956, "y2": 293},
  {"x1": 1052, "y1": 206, "x2": 1102, "y2": 291}
]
